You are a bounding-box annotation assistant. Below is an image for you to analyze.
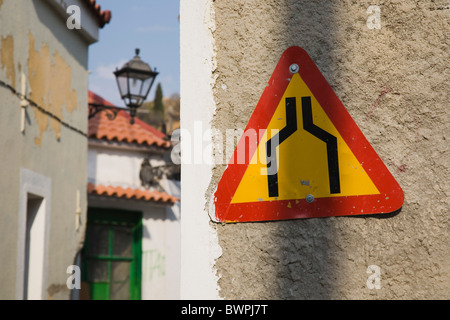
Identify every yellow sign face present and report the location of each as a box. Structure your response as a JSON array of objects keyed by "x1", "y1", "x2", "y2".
[{"x1": 231, "y1": 73, "x2": 379, "y2": 204}]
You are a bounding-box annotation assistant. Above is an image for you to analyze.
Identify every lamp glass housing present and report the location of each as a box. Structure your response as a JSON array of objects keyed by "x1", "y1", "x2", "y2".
[{"x1": 114, "y1": 49, "x2": 158, "y2": 109}]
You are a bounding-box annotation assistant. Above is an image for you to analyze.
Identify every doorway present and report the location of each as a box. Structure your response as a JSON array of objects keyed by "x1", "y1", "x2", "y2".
[
  {"x1": 81, "y1": 208, "x2": 142, "y2": 300},
  {"x1": 23, "y1": 194, "x2": 45, "y2": 300}
]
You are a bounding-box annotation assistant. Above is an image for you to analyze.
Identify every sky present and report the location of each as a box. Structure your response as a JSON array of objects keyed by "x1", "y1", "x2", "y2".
[{"x1": 88, "y1": 0, "x2": 180, "y2": 107}]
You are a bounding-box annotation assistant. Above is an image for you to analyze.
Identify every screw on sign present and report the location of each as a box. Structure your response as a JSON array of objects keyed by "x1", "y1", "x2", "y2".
[{"x1": 212, "y1": 46, "x2": 404, "y2": 223}]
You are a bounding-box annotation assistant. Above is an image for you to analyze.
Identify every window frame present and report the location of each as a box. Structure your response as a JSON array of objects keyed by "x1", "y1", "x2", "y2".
[{"x1": 82, "y1": 208, "x2": 142, "y2": 300}]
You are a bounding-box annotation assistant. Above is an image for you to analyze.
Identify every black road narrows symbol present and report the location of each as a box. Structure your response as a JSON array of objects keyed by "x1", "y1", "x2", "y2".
[
  {"x1": 302, "y1": 96, "x2": 340, "y2": 194},
  {"x1": 266, "y1": 97, "x2": 341, "y2": 198},
  {"x1": 266, "y1": 97, "x2": 297, "y2": 198}
]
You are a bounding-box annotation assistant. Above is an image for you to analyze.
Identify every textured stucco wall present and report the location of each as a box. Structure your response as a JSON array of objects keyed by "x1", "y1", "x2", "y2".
[
  {"x1": 209, "y1": 0, "x2": 449, "y2": 299},
  {"x1": 0, "y1": 0, "x2": 90, "y2": 299}
]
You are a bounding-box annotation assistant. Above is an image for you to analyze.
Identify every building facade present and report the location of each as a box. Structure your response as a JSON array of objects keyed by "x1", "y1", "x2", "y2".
[
  {"x1": 0, "y1": 0, "x2": 110, "y2": 300},
  {"x1": 83, "y1": 91, "x2": 180, "y2": 300}
]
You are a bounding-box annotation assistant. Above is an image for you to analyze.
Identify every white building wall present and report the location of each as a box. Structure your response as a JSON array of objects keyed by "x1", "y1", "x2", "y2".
[
  {"x1": 88, "y1": 145, "x2": 165, "y2": 189},
  {"x1": 142, "y1": 211, "x2": 168, "y2": 299},
  {"x1": 88, "y1": 144, "x2": 180, "y2": 300},
  {"x1": 162, "y1": 179, "x2": 181, "y2": 299},
  {"x1": 179, "y1": 0, "x2": 222, "y2": 299}
]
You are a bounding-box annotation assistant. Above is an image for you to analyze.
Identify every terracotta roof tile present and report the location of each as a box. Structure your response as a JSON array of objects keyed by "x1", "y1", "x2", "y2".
[
  {"x1": 83, "y1": 0, "x2": 111, "y2": 28},
  {"x1": 87, "y1": 183, "x2": 178, "y2": 204},
  {"x1": 88, "y1": 91, "x2": 171, "y2": 148},
  {"x1": 88, "y1": 91, "x2": 116, "y2": 107}
]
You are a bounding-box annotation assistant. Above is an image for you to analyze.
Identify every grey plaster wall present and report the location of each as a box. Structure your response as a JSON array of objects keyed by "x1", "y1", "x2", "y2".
[
  {"x1": 0, "y1": 0, "x2": 89, "y2": 299},
  {"x1": 210, "y1": 0, "x2": 449, "y2": 299}
]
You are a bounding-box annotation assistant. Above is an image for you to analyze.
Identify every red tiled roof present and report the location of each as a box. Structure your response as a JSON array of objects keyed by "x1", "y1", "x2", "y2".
[
  {"x1": 88, "y1": 90, "x2": 116, "y2": 107},
  {"x1": 88, "y1": 183, "x2": 178, "y2": 204},
  {"x1": 83, "y1": 0, "x2": 111, "y2": 28},
  {"x1": 88, "y1": 91, "x2": 170, "y2": 148}
]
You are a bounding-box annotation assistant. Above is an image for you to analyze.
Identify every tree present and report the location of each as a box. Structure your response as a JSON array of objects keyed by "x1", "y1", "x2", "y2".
[
  {"x1": 153, "y1": 83, "x2": 165, "y2": 115},
  {"x1": 137, "y1": 84, "x2": 180, "y2": 135}
]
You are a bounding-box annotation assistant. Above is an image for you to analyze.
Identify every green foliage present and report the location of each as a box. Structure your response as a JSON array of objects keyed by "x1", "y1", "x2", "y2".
[
  {"x1": 153, "y1": 83, "x2": 164, "y2": 114},
  {"x1": 137, "y1": 86, "x2": 180, "y2": 134}
]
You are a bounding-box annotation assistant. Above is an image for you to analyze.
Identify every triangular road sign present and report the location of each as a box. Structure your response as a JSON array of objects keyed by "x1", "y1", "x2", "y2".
[{"x1": 213, "y1": 46, "x2": 404, "y2": 223}]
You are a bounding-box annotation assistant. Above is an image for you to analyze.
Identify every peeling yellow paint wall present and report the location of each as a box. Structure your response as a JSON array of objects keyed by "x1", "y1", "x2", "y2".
[
  {"x1": 1, "y1": 36, "x2": 15, "y2": 88},
  {"x1": 27, "y1": 33, "x2": 78, "y2": 145},
  {"x1": 0, "y1": 0, "x2": 92, "y2": 300}
]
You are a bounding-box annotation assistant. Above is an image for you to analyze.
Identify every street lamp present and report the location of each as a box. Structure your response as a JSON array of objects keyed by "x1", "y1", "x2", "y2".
[{"x1": 114, "y1": 48, "x2": 159, "y2": 124}]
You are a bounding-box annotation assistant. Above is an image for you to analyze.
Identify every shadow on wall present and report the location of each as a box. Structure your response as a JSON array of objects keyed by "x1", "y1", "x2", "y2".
[
  {"x1": 214, "y1": 0, "x2": 407, "y2": 300},
  {"x1": 272, "y1": 0, "x2": 347, "y2": 300}
]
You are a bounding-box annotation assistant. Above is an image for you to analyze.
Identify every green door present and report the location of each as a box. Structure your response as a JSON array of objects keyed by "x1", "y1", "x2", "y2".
[{"x1": 82, "y1": 208, "x2": 142, "y2": 300}]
